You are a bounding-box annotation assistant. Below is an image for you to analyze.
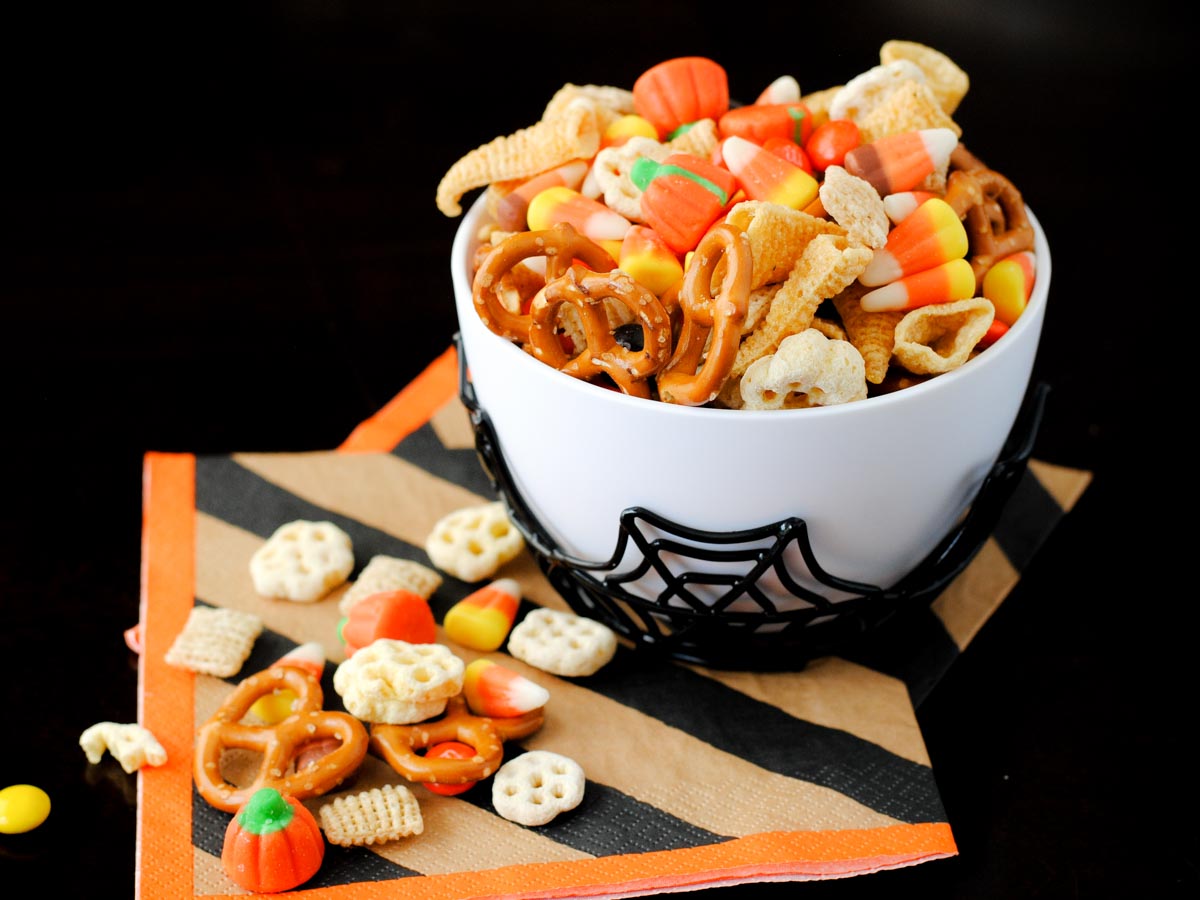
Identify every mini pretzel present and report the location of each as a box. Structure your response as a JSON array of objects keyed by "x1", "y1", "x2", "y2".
[
  {"x1": 657, "y1": 224, "x2": 752, "y2": 406},
  {"x1": 370, "y1": 694, "x2": 544, "y2": 786},
  {"x1": 472, "y1": 222, "x2": 616, "y2": 343},
  {"x1": 943, "y1": 167, "x2": 1033, "y2": 281},
  {"x1": 528, "y1": 265, "x2": 673, "y2": 399},
  {"x1": 194, "y1": 665, "x2": 368, "y2": 814}
]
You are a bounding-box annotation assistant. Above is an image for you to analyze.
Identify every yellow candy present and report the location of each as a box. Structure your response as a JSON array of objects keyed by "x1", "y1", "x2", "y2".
[
  {"x1": 602, "y1": 114, "x2": 658, "y2": 147},
  {"x1": 982, "y1": 250, "x2": 1036, "y2": 326},
  {"x1": 0, "y1": 784, "x2": 51, "y2": 834},
  {"x1": 249, "y1": 688, "x2": 299, "y2": 724},
  {"x1": 620, "y1": 225, "x2": 684, "y2": 296},
  {"x1": 443, "y1": 578, "x2": 521, "y2": 652}
]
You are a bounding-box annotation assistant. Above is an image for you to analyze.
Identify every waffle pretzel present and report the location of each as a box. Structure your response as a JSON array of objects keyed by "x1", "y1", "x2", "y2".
[
  {"x1": 528, "y1": 265, "x2": 673, "y2": 399},
  {"x1": 943, "y1": 167, "x2": 1033, "y2": 281},
  {"x1": 472, "y1": 222, "x2": 615, "y2": 344},
  {"x1": 657, "y1": 224, "x2": 752, "y2": 406},
  {"x1": 194, "y1": 665, "x2": 368, "y2": 814},
  {"x1": 370, "y1": 694, "x2": 544, "y2": 786}
]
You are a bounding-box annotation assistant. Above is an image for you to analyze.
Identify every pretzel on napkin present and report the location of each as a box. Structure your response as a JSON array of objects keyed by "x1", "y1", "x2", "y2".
[{"x1": 193, "y1": 663, "x2": 368, "y2": 814}]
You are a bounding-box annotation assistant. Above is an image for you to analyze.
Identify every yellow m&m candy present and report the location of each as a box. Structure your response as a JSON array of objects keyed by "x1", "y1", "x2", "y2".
[{"x1": 0, "y1": 784, "x2": 51, "y2": 834}]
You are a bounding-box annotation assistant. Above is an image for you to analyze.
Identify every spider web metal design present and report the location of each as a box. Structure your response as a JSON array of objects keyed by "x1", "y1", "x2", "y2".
[{"x1": 455, "y1": 334, "x2": 1047, "y2": 670}]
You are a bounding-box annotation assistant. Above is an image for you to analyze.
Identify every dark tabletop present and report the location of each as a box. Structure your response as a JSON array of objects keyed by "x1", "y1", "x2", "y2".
[{"x1": 0, "y1": 2, "x2": 1190, "y2": 897}]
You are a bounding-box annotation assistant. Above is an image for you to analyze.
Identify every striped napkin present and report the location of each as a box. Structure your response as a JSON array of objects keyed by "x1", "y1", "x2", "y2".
[{"x1": 135, "y1": 347, "x2": 1090, "y2": 899}]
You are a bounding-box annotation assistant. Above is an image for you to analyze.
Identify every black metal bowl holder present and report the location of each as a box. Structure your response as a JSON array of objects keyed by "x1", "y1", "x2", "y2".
[{"x1": 455, "y1": 333, "x2": 1048, "y2": 671}]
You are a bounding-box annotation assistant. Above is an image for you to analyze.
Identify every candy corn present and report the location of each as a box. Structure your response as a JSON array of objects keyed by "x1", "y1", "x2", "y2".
[
  {"x1": 494, "y1": 160, "x2": 588, "y2": 232},
  {"x1": 462, "y1": 658, "x2": 550, "y2": 718},
  {"x1": 619, "y1": 225, "x2": 684, "y2": 295},
  {"x1": 338, "y1": 590, "x2": 437, "y2": 656},
  {"x1": 843, "y1": 127, "x2": 959, "y2": 197},
  {"x1": 631, "y1": 152, "x2": 737, "y2": 254},
  {"x1": 442, "y1": 578, "x2": 521, "y2": 652},
  {"x1": 755, "y1": 74, "x2": 801, "y2": 105},
  {"x1": 718, "y1": 102, "x2": 815, "y2": 147},
  {"x1": 249, "y1": 642, "x2": 327, "y2": 723},
  {"x1": 719, "y1": 135, "x2": 819, "y2": 210},
  {"x1": 526, "y1": 185, "x2": 632, "y2": 243},
  {"x1": 601, "y1": 114, "x2": 657, "y2": 149},
  {"x1": 859, "y1": 198, "x2": 968, "y2": 286},
  {"x1": 882, "y1": 190, "x2": 940, "y2": 225},
  {"x1": 860, "y1": 258, "x2": 976, "y2": 312},
  {"x1": 982, "y1": 250, "x2": 1036, "y2": 325}
]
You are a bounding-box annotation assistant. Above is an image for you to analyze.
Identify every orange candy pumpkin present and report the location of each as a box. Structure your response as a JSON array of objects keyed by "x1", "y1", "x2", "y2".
[
  {"x1": 633, "y1": 56, "x2": 729, "y2": 139},
  {"x1": 222, "y1": 787, "x2": 324, "y2": 893}
]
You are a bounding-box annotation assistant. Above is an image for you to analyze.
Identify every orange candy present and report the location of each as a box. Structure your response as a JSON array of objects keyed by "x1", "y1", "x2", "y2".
[
  {"x1": 718, "y1": 102, "x2": 815, "y2": 147},
  {"x1": 338, "y1": 590, "x2": 437, "y2": 655},
  {"x1": 422, "y1": 742, "x2": 478, "y2": 796},
  {"x1": 632, "y1": 56, "x2": 729, "y2": 139},
  {"x1": 982, "y1": 250, "x2": 1036, "y2": 326}
]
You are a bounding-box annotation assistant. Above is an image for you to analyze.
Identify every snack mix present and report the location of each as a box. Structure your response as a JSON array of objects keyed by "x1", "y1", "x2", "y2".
[{"x1": 438, "y1": 42, "x2": 1037, "y2": 409}]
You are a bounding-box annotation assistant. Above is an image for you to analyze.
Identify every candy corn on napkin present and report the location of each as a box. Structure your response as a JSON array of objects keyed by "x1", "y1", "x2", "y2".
[{"x1": 135, "y1": 347, "x2": 1091, "y2": 899}]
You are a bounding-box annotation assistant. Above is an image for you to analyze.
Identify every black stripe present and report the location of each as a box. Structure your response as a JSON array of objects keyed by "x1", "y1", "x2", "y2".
[
  {"x1": 193, "y1": 455, "x2": 483, "y2": 613},
  {"x1": 192, "y1": 788, "x2": 418, "y2": 884},
  {"x1": 579, "y1": 652, "x2": 946, "y2": 824},
  {"x1": 457, "y1": 741, "x2": 730, "y2": 855},
  {"x1": 990, "y1": 465, "x2": 1065, "y2": 571},
  {"x1": 391, "y1": 420, "x2": 498, "y2": 500}
]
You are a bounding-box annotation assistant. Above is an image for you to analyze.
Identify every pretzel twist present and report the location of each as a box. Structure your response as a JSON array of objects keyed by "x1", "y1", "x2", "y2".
[
  {"x1": 193, "y1": 665, "x2": 368, "y2": 813},
  {"x1": 943, "y1": 167, "x2": 1034, "y2": 282},
  {"x1": 657, "y1": 224, "x2": 752, "y2": 406},
  {"x1": 528, "y1": 265, "x2": 673, "y2": 399},
  {"x1": 472, "y1": 222, "x2": 616, "y2": 344},
  {"x1": 370, "y1": 695, "x2": 545, "y2": 785}
]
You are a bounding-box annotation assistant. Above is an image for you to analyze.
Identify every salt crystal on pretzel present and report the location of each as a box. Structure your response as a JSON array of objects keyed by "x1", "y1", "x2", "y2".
[
  {"x1": 542, "y1": 83, "x2": 636, "y2": 133},
  {"x1": 880, "y1": 40, "x2": 970, "y2": 115},
  {"x1": 740, "y1": 328, "x2": 868, "y2": 410},
  {"x1": 80, "y1": 722, "x2": 167, "y2": 773},
  {"x1": 318, "y1": 784, "x2": 423, "y2": 847},
  {"x1": 332, "y1": 639, "x2": 465, "y2": 725},
  {"x1": 436, "y1": 98, "x2": 602, "y2": 217},
  {"x1": 724, "y1": 200, "x2": 847, "y2": 288},
  {"x1": 832, "y1": 281, "x2": 905, "y2": 385},
  {"x1": 731, "y1": 233, "x2": 873, "y2": 377},
  {"x1": 818, "y1": 165, "x2": 890, "y2": 249},
  {"x1": 892, "y1": 296, "x2": 995, "y2": 374},
  {"x1": 339, "y1": 555, "x2": 443, "y2": 616},
  {"x1": 857, "y1": 79, "x2": 962, "y2": 145},
  {"x1": 829, "y1": 60, "x2": 928, "y2": 125}
]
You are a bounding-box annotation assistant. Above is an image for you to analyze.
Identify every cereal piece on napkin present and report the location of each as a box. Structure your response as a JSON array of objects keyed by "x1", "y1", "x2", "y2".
[
  {"x1": 165, "y1": 606, "x2": 262, "y2": 677},
  {"x1": 332, "y1": 639, "x2": 465, "y2": 724},
  {"x1": 250, "y1": 520, "x2": 354, "y2": 603},
  {"x1": 492, "y1": 750, "x2": 586, "y2": 826},
  {"x1": 319, "y1": 784, "x2": 423, "y2": 847},
  {"x1": 425, "y1": 501, "x2": 525, "y2": 583},
  {"x1": 338, "y1": 555, "x2": 443, "y2": 616},
  {"x1": 79, "y1": 722, "x2": 167, "y2": 773},
  {"x1": 507, "y1": 608, "x2": 617, "y2": 677}
]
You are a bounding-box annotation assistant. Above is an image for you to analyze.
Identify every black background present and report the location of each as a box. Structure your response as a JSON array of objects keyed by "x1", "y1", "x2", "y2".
[{"x1": 0, "y1": 2, "x2": 1190, "y2": 897}]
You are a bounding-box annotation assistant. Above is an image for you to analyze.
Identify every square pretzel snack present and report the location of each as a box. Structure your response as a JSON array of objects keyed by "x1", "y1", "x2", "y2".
[
  {"x1": 164, "y1": 606, "x2": 263, "y2": 678},
  {"x1": 319, "y1": 784, "x2": 424, "y2": 847}
]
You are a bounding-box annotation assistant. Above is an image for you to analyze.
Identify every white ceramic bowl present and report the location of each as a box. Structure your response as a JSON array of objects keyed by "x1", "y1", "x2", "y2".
[{"x1": 452, "y1": 195, "x2": 1049, "y2": 609}]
